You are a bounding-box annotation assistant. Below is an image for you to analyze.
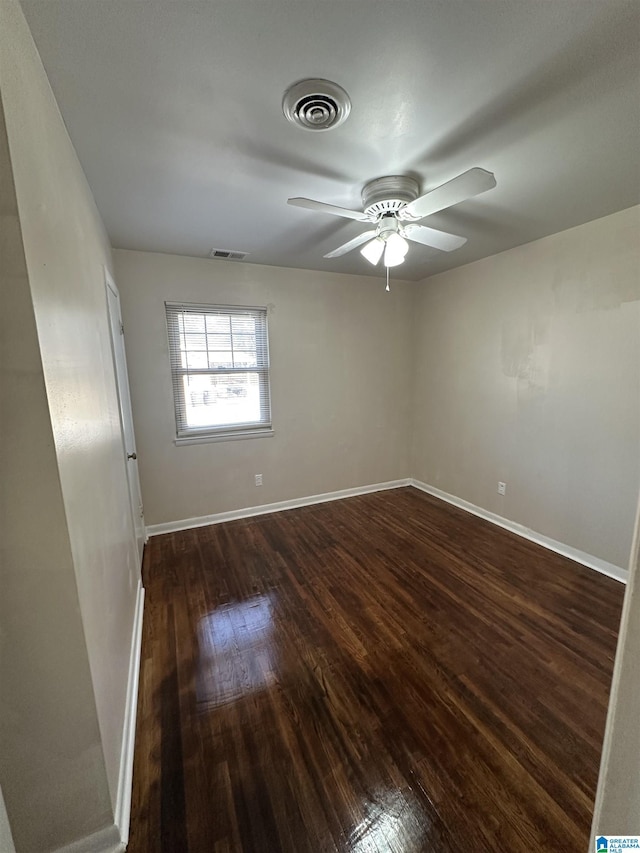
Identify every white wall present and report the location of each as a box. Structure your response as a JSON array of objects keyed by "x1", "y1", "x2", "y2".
[
  {"x1": 0, "y1": 0, "x2": 139, "y2": 848},
  {"x1": 114, "y1": 249, "x2": 414, "y2": 526},
  {"x1": 411, "y1": 206, "x2": 640, "y2": 570}
]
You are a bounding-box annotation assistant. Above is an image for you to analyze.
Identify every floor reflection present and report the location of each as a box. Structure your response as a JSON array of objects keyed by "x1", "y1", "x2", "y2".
[
  {"x1": 195, "y1": 594, "x2": 278, "y2": 710},
  {"x1": 348, "y1": 789, "x2": 430, "y2": 853}
]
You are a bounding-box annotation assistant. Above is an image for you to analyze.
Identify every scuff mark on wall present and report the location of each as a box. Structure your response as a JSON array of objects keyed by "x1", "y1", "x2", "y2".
[
  {"x1": 501, "y1": 313, "x2": 551, "y2": 400},
  {"x1": 552, "y1": 243, "x2": 640, "y2": 313},
  {"x1": 412, "y1": 205, "x2": 640, "y2": 569}
]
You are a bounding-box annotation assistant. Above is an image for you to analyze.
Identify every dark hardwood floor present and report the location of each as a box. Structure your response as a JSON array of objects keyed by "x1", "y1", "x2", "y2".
[{"x1": 128, "y1": 487, "x2": 624, "y2": 852}]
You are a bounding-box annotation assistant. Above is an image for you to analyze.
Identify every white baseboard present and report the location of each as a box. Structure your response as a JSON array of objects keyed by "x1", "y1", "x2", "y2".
[
  {"x1": 145, "y1": 476, "x2": 626, "y2": 584},
  {"x1": 52, "y1": 580, "x2": 145, "y2": 853},
  {"x1": 146, "y1": 478, "x2": 412, "y2": 536},
  {"x1": 115, "y1": 578, "x2": 145, "y2": 843},
  {"x1": 51, "y1": 823, "x2": 124, "y2": 853},
  {"x1": 411, "y1": 479, "x2": 628, "y2": 584}
]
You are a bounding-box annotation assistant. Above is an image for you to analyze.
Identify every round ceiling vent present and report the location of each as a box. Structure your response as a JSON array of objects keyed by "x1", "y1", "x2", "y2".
[
  {"x1": 362, "y1": 175, "x2": 420, "y2": 217},
  {"x1": 282, "y1": 79, "x2": 351, "y2": 131}
]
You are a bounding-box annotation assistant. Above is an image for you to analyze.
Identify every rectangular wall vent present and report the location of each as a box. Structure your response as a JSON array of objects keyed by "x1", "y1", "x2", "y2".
[{"x1": 208, "y1": 248, "x2": 249, "y2": 261}]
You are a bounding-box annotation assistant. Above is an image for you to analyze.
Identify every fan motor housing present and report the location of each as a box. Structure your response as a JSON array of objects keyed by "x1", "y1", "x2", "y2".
[{"x1": 362, "y1": 175, "x2": 420, "y2": 217}]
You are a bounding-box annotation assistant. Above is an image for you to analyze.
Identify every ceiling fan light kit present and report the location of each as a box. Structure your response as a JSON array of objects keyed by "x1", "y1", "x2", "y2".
[
  {"x1": 360, "y1": 237, "x2": 385, "y2": 265},
  {"x1": 287, "y1": 168, "x2": 497, "y2": 282},
  {"x1": 358, "y1": 217, "x2": 409, "y2": 268},
  {"x1": 383, "y1": 231, "x2": 409, "y2": 267}
]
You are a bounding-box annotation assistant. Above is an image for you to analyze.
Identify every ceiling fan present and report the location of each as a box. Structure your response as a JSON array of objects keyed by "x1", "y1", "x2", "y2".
[{"x1": 287, "y1": 168, "x2": 497, "y2": 267}]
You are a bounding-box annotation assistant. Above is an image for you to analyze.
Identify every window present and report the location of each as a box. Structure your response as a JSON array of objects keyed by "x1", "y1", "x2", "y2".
[{"x1": 165, "y1": 302, "x2": 272, "y2": 443}]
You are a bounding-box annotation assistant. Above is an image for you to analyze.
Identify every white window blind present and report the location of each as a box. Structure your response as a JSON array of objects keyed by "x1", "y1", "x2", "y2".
[{"x1": 165, "y1": 302, "x2": 271, "y2": 442}]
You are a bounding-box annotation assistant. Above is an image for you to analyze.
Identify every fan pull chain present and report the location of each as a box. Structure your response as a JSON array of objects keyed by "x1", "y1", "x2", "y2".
[{"x1": 385, "y1": 265, "x2": 390, "y2": 292}]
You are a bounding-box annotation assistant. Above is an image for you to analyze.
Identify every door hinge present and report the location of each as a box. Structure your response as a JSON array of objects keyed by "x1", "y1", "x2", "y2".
[{"x1": 120, "y1": 322, "x2": 124, "y2": 335}]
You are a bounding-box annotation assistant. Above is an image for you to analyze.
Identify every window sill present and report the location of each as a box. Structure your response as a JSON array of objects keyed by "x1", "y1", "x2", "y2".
[{"x1": 175, "y1": 428, "x2": 274, "y2": 446}]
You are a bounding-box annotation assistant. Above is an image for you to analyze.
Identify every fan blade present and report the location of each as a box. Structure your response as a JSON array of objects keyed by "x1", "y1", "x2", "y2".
[
  {"x1": 399, "y1": 168, "x2": 496, "y2": 221},
  {"x1": 288, "y1": 197, "x2": 371, "y2": 222},
  {"x1": 323, "y1": 230, "x2": 378, "y2": 258},
  {"x1": 403, "y1": 223, "x2": 467, "y2": 252}
]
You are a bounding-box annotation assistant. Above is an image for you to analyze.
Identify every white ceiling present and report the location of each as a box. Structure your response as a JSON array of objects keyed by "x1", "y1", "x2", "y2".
[{"x1": 21, "y1": 0, "x2": 640, "y2": 281}]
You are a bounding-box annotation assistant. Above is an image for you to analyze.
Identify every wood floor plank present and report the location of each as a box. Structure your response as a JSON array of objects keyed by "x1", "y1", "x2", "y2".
[{"x1": 128, "y1": 487, "x2": 624, "y2": 852}]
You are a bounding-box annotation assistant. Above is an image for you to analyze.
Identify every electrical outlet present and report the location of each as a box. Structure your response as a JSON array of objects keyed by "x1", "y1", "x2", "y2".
[
  {"x1": 497, "y1": 481, "x2": 506, "y2": 496},
  {"x1": 255, "y1": 473, "x2": 263, "y2": 486}
]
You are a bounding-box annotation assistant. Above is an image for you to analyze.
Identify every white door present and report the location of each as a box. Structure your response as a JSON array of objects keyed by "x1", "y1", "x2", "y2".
[{"x1": 105, "y1": 269, "x2": 146, "y2": 564}]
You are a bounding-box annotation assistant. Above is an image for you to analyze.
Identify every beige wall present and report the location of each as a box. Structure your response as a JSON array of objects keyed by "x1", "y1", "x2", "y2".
[
  {"x1": 0, "y1": 784, "x2": 15, "y2": 853},
  {"x1": 411, "y1": 205, "x2": 640, "y2": 569},
  {"x1": 0, "y1": 0, "x2": 139, "y2": 848},
  {"x1": 114, "y1": 249, "x2": 414, "y2": 526},
  {"x1": 591, "y1": 492, "x2": 640, "y2": 838},
  {"x1": 116, "y1": 207, "x2": 640, "y2": 570},
  {"x1": 1, "y1": 0, "x2": 637, "y2": 847}
]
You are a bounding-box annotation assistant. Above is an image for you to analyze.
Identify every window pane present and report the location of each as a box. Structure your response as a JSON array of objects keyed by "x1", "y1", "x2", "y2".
[
  {"x1": 182, "y1": 373, "x2": 262, "y2": 428},
  {"x1": 207, "y1": 333, "x2": 231, "y2": 350},
  {"x1": 186, "y1": 351, "x2": 208, "y2": 369},
  {"x1": 231, "y1": 317, "x2": 255, "y2": 335},
  {"x1": 232, "y1": 332, "x2": 256, "y2": 350},
  {"x1": 206, "y1": 315, "x2": 230, "y2": 334},
  {"x1": 234, "y1": 351, "x2": 257, "y2": 368},
  {"x1": 183, "y1": 315, "x2": 205, "y2": 335},
  {"x1": 184, "y1": 332, "x2": 206, "y2": 351},
  {"x1": 167, "y1": 303, "x2": 270, "y2": 438},
  {"x1": 209, "y1": 351, "x2": 234, "y2": 368}
]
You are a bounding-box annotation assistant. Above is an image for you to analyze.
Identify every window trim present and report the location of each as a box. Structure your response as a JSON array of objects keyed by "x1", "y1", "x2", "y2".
[
  {"x1": 165, "y1": 302, "x2": 272, "y2": 443},
  {"x1": 174, "y1": 427, "x2": 274, "y2": 446}
]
